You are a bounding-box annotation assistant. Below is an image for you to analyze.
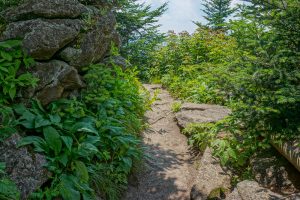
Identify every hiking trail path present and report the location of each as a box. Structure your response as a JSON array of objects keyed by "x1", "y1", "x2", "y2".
[{"x1": 124, "y1": 84, "x2": 198, "y2": 200}]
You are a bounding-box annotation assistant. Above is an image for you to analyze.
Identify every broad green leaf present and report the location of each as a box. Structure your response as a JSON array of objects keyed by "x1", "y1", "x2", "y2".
[
  {"x1": 77, "y1": 143, "x2": 99, "y2": 158},
  {"x1": 71, "y1": 122, "x2": 98, "y2": 135},
  {"x1": 34, "y1": 115, "x2": 51, "y2": 128},
  {"x1": 13, "y1": 104, "x2": 28, "y2": 115},
  {"x1": 49, "y1": 114, "x2": 61, "y2": 124},
  {"x1": 17, "y1": 136, "x2": 48, "y2": 153},
  {"x1": 31, "y1": 100, "x2": 46, "y2": 114},
  {"x1": 83, "y1": 192, "x2": 94, "y2": 200},
  {"x1": 23, "y1": 57, "x2": 35, "y2": 68},
  {"x1": 60, "y1": 175, "x2": 80, "y2": 200},
  {"x1": 43, "y1": 126, "x2": 62, "y2": 155},
  {"x1": 0, "y1": 178, "x2": 21, "y2": 200},
  {"x1": 0, "y1": 162, "x2": 5, "y2": 173},
  {"x1": 74, "y1": 161, "x2": 89, "y2": 183},
  {"x1": 0, "y1": 51, "x2": 13, "y2": 61},
  {"x1": 0, "y1": 66, "x2": 8, "y2": 73},
  {"x1": 83, "y1": 135, "x2": 100, "y2": 145},
  {"x1": 8, "y1": 86, "x2": 16, "y2": 100},
  {"x1": 17, "y1": 73, "x2": 33, "y2": 82},
  {"x1": 14, "y1": 104, "x2": 36, "y2": 129},
  {"x1": 0, "y1": 40, "x2": 21, "y2": 48},
  {"x1": 58, "y1": 153, "x2": 69, "y2": 167},
  {"x1": 61, "y1": 136, "x2": 73, "y2": 151},
  {"x1": 17, "y1": 136, "x2": 44, "y2": 147}
]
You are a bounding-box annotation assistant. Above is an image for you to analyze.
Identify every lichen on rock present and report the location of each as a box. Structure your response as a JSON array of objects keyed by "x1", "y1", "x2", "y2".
[{"x1": 0, "y1": 134, "x2": 49, "y2": 199}]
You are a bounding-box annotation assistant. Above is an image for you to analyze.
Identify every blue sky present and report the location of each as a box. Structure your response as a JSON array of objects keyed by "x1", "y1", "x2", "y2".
[{"x1": 138, "y1": 0, "x2": 241, "y2": 33}]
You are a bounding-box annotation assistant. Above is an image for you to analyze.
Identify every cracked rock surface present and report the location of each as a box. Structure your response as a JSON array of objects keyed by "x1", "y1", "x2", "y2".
[{"x1": 0, "y1": 134, "x2": 49, "y2": 199}]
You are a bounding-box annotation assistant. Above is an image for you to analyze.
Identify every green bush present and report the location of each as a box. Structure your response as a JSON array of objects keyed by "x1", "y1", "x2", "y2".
[
  {"x1": 149, "y1": 0, "x2": 300, "y2": 168},
  {"x1": 12, "y1": 64, "x2": 148, "y2": 199},
  {"x1": 0, "y1": 40, "x2": 38, "y2": 104},
  {"x1": 152, "y1": 28, "x2": 239, "y2": 105}
]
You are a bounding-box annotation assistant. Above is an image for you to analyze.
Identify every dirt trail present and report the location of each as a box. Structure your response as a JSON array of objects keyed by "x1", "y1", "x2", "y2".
[{"x1": 124, "y1": 84, "x2": 197, "y2": 200}]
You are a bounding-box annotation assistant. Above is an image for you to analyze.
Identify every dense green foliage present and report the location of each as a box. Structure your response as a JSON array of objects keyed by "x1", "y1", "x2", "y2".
[
  {"x1": 16, "y1": 65, "x2": 148, "y2": 199},
  {"x1": 0, "y1": 162, "x2": 20, "y2": 200},
  {"x1": 0, "y1": 0, "x2": 23, "y2": 12},
  {"x1": 149, "y1": 0, "x2": 300, "y2": 167},
  {"x1": 0, "y1": 42, "x2": 148, "y2": 200},
  {"x1": 0, "y1": 40, "x2": 37, "y2": 140},
  {"x1": 0, "y1": 40, "x2": 38, "y2": 104},
  {"x1": 200, "y1": 0, "x2": 235, "y2": 29},
  {"x1": 116, "y1": 0, "x2": 167, "y2": 81},
  {"x1": 151, "y1": 29, "x2": 238, "y2": 105},
  {"x1": 0, "y1": 0, "x2": 156, "y2": 198}
]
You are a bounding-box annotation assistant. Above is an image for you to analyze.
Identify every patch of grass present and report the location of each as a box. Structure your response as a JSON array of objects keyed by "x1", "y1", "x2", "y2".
[{"x1": 171, "y1": 101, "x2": 182, "y2": 113}]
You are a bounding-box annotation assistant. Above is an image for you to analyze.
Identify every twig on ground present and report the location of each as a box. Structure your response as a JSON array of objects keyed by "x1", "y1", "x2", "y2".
[{"x1": 150, "y1": 111, "x2": 172, "y2": 125}]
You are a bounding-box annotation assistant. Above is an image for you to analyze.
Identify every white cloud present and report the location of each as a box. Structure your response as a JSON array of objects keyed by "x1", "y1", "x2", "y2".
[{"x1": 138, "y1": 0, "x2": 241, "y2": 33}]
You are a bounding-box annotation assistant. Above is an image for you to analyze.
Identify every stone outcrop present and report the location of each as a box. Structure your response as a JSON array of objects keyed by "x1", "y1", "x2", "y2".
[
  {"x1": 225, "y1": 180, "x2": 286, "y2": 200},
  {"x1": 0, "y1": 0, "x2": 121, "y2": 105},
  {"x1": 59, "y1": 11, "x2": 120, "y2": 69},
  {"x1": 0, "y1": 134, "x2": 49, "y2": 199},
  {"x1": 190, "y1": 148, "x2": 232, "y2": 200},
  {"x1": 175, "y1": 102, "x2": 300, "y2": 199},
  {"x1": 25, "y1": 60, "x2": 84, "y2": 105},
  {"x1": 1, "y1": 19, "x2": 82, "y2": 60},
  {"x1": 103, "y1": 55, "x2": 129, "y2": 70},
  {"x1": 250, "y1": 151, "x2": 300, "y2": 195},
  {"x1": 174, "y1": 103, "x2": 232, "y2": 200},
  {"x1": 3, "y1": 0, "x2": 87, "y2": 22},
  {"x1": 175, "y1": 103, "x2": 231, "y2": 128}
]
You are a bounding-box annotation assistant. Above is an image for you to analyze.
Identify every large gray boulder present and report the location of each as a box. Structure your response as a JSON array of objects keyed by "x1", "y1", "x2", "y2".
[
  {"x1": 0, "y1": 134, "x2": 49, "y2": 199},
  {"x1": 175, "y1": 103, "x2": 231, "y2": 128},
  {"x1": 25, "y1": 60, "x2": 84, "y2": 105},
  {"x1": 250, "y1": 151, "x2": 300, "y2": 195},
  {"x1": 190, "y1": 148, "x2": 232, "y2": 200},
  {"x1": 103, "y1": 55, "x2": 129, "y2": 70},
  {"x1": 59, "y1": 11, "x2": 119, "y2": 69},
  {"x1": 225, "y1": 180, "x2": 285, "y2": 200},
  {"x1": 3, "y1": 0, "x2": 87, "y2": 22},
  {"x1": 1, "y1": 19, "x2": 82, "y2": 60}
]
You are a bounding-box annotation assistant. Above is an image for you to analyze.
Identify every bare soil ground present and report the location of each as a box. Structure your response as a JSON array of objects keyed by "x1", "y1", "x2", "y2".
[{"x1": 124, "y1": 84, "x2": 197, "y2": 200}]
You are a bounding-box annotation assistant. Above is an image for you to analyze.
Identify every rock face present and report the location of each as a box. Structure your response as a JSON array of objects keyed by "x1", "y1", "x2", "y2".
[
  {"x1": 3, "y1": 0, "x2": 87, "y2": 22},
  {"x1": 190, "y1": 148, "x2": 231, "y2": 200},
  {"x1": 175, "y1": 103, "x2": 231, "y2": 128},
  {"x1": 225, "y1": 180, "x2": 285, "y2": 200},
  {"x1": 25, "y1": 60, "x2": 84, "y2": 105},
  {"x1": 0, "y1": 0, "x2": 121, "y2": 105},
  {"x1": 103, "y1": 55, "x2": 129, "y2": 70},
  {"x1": 250, "y1": 150, "x2": 300, "y2": 195},
  {"x1": 2, "y1": 19, "x2": 82, "y2": 60},
  {"x1": 59, "y1": 11, "x2": 119, "y2": 69},
  {"x1": 174, "y1": 103, "x2": 232, "y2": 199},
  {"x1": 0, "y1": 134, "x2": 49, "y2": 199}
]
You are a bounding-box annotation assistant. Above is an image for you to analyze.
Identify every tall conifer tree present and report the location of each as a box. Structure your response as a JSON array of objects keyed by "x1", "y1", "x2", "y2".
[{"x1": 202, "y1": 0, "x2": 234, "y2": 29}]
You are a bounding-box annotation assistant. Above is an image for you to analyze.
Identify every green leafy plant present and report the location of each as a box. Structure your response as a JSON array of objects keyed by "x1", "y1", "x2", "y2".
[
  {"x1": 0, "y1": 162, "x2": 20, "y2": 200},
  {"x1": 183, "y1": 123, "x2": 217, "y2": 152},
  {"x1": 13, "y1": 63, "x2": 148, "y2": 199},
  {"x1": 0, "y1": 0, "x2": 24, "y2": 12},
  {"x1": 15, "y1": 100, "x2": 96, "y2": 199},
  {"x1": 171, "y1": 102, "x2": 182, "y2": 113},
  {"x1": 0, "y1": 40, "x2": 38, "y2": 104},
  {"x1": 0, "y1": 105, "x2": 17, "y2": 141}
]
